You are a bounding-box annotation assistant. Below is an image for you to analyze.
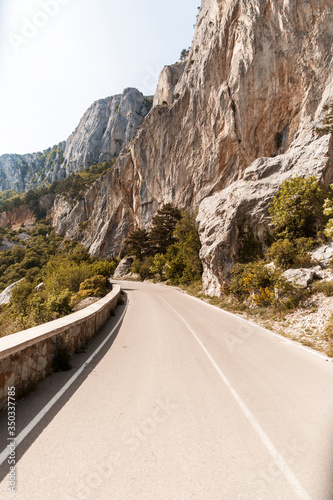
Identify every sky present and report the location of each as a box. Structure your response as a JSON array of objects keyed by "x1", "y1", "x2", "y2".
[{"x1": 0, "y1": 0, "x2": 199, "y2": 156}]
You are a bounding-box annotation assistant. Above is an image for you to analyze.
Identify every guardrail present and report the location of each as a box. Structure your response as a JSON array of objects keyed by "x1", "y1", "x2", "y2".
[{"x1": 0, "y1": 285, "x2": 121, "y2": 412}]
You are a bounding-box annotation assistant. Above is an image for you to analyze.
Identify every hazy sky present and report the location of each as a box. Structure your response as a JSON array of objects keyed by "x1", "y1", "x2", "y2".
[{"x1": 0, "y1": 0, "x2": 199, "y2": 155}]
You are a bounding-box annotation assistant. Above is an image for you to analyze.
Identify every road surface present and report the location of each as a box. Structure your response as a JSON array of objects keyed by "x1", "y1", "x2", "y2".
[{"x1": 0, "y1": 281, "x2": 332, "y2": 499}]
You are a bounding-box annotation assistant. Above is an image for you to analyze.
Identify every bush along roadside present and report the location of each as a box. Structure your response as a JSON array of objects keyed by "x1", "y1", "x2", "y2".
[
  {"x1": 0, "y1": 221, "x2": 119, "y2": 337},
  {"x1": 122, "y1": 180, "x2": 333, "y2": 357}
]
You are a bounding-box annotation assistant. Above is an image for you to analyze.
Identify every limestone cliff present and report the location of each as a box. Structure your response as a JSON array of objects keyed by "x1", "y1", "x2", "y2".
[
  {"x1": 0, "y1": 88, "x2": 152, "y2": 193},
  {"x1": 0, "y1": 144, "x2": 65, "y2": 193},
  {"x1": 0, "y1": 204, "x2": 35, "y2": 230},
  {"x1": 52, "y1": 0, "x2": 333, "y2": 297},
  {"x1": 63, "y1": 88, "x2": 152, "y2": 174}
]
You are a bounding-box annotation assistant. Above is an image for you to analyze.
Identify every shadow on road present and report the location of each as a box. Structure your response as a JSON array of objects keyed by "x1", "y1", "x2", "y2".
[{"x1": 0, "y1": 298, "x2": 128, "y2": 484}]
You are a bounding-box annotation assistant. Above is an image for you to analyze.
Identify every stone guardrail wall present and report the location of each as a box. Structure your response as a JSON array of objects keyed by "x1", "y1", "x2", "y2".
[{"x1": 0, "y1": 285, "x2": 121, "y2": 412}]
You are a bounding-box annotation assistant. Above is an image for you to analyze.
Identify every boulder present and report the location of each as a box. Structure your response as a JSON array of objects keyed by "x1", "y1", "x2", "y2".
[
  {"x1": 0, "y1": 238, "x2": 16, "y2": 252},
  {"x1": 0, "y1": 279, "x2": 24, "y2": 306},
  {"x1": 113, "y1": 256, "x2": 136, "y2": 279},
  {"x1": 281, "y1": 267, "x2": 322, "y2": 288},
  {"x1": 311, "y1": 243, "x2": 333, "y2": 268}
]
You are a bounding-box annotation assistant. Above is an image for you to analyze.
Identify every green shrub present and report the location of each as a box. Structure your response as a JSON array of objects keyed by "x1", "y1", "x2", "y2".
[
  {"x1": 150, "y1": 253, "x2": 167, "y2": 280},
  {"x1": 164, "y1": 211, "x2": 202, "y2": 285},
  {"x1": 230, "y1": 261, "x2": 278, "y2": 301},
  {"x1": 274, "y1": 276, "x2": 305, "y2": 309},
  {"x1": 268, "y1": 237, "x2": 317, "y2": 269},
  {"x1": 252, "y1": 287, "x2": 275, "y2": 306},
  {"x1": 10, "y1": 280, "x2": 34, "y2": 315},
  {"x1": 132, "y1": 257, "x2": 154, "y2": 281},
  {"x1": 46, "y1": 289, "x2": 72, "y2": 318},
  {"x1": 269, "y1": 176, "x2": 332, "y2": 239},
  {"x1": 268, "y1": 239, "x2": 296, "y2": 269},
  {"x1": 237, "y1": 225, "x2": 263, "y2": 263},
  {"x1": 312, "y1": 280, "x2": 333, "y2": 297},
  {"x1": 0, "y1": 225, "x2": 118, "y2": 334},
  {"x1": 71, "y1": 275, "x2": 109, "y2": 305},
  {"x1": 44, "y1": 257, "x2": 92, "y2": 295},
  {"x1": 92, "y1": 260, "x2": 117, "y2": 277},
  {"x1": 79, "y1": 275, "x2": 109, "y2": 295}
]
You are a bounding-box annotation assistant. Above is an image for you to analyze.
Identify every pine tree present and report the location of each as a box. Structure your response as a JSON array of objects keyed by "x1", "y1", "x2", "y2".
[
  {"x1": 125, "y1": 228, "x2": 150, "y2": 260},
  {"x1": 149, "y1": 204, "x2": 182, "y2": 254}
]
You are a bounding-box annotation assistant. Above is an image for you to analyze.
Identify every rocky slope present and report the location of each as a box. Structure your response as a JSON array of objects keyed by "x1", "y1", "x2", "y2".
[
  {"x1": 0, "y1": 204, "x2": 35, "y2": 230},
  {"x1": 0, "y1": 88, "x2": 152, "y2": 192},
  {"x1": 0, "y1": 144, "x2": 65, "y2": 193},
  {"x1": 51, "y1": 0, "x2": 333, "y2": 296}
]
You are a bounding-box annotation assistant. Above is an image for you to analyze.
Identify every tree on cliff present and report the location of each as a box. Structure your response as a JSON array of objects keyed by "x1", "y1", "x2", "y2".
[{"x1": 179, "y1": 48, "x2": 190, "y2": 61}]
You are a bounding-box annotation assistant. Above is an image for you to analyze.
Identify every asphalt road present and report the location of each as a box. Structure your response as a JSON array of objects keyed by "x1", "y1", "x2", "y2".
[{"x1": 0, "y1": 281, "x2": 332, "y2": 500}]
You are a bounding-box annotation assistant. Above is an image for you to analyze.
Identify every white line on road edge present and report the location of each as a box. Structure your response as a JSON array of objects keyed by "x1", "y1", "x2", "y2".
[
  {"x1": 160, "y1": 296, "x2": 312, "y2": 500},
  {"x1": 180, "y1": 289, "x2": 331, "y2": 362},
  {"x1": 0, "y1": 295, "x2": 128, "y2": 468}
]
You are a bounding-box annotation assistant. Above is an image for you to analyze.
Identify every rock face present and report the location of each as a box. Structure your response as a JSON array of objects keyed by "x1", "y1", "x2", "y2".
[
  {"x1": 51, "y1": 151, "x2": 137, "y2": 257},
  {"x1": 311, "y1": 243, "x2": 333, "y2": 268},
  {"x1": 0, "y1": 204, "x2": 36, "y2": 230},
  {"x1": 63, "y1": 88, "x2": 152, "y2": 174},
  {"x1": 197, "y1": 131, "x2": 333, "y2": 295},
  {"x1": 0, "y1": 279, "x2": 24, "y2": 305},
  {"x1": 113, "y1": 256, "x2": 137, "y2": 279},
  {"x1": 0, "y1": 88, "x2": 152, "y2": 192},
  {"x1": 0, "y1": 144, "x2": 65, "y2": 192},
  {"x1": 153, "y1": 63, "x2": 185, "y2": 106},
  {"x1": 52, "y1": 0, "x2": 333, "y2": 297}
]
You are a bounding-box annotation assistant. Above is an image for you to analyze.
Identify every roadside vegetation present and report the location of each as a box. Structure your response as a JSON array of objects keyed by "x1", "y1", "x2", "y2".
[
  {"x1": 0, "y1": 159, "x2": 115, "y2": 216},
  {"x1": 124, "y1": 176, "x2": 333, "y2": 356},
  {"x1": 1, "y1": 101, "x2": 333, "y2": 353},
  {"x1": 0, "y1": 221, "x2": 118, "y2": 337},
  {"x1": 124, "y1": 204, "x2": 202, "y2": 285}
]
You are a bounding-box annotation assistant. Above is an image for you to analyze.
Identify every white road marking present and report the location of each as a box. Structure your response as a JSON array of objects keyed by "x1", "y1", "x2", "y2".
[
  {"x1": 177, "y1": 288, "x2": 331, "y2": 362},
  {"x1": 0, "y1": 297, "x2": 128, "y2": 467},
  {"x1": 160, "y1": 296, "x2": 312, "y2": 500}
]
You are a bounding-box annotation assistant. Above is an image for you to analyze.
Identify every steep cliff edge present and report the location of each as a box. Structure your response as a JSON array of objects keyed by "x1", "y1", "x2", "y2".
[{"x1": 52, "y1": 0, "x2": 333, "y2": 294}]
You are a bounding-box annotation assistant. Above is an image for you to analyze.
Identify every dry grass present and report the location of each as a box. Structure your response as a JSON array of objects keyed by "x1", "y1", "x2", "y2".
[{"x1": 179, "y1": 283, "x2": 333, "y2": 358}]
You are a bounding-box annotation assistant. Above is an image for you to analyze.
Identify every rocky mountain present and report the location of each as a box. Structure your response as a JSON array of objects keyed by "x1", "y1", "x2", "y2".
[
  {"x1": 62, "y1": 88, "x2": 152, "y2": 175},
  {"x1": 0, "y1": 88, "x2": 152, "y2": 192},
  {"x1": 0, "y1": 144, "x2": 65, "y2": 193},
  {"x1": 50, "y1": 0, "x2": 333, "y2": 295}
]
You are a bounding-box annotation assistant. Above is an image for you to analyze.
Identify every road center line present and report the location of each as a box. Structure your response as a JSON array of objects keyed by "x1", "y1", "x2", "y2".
[
  {"x1": 160, "y1": 296, "x2": 311, "y2": 500},
  {"x1": 0, "y1": 296, "x2": 128, "y2": 467}
]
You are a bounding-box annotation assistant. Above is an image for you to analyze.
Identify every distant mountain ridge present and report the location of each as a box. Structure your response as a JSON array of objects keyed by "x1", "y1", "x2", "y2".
[{"x1": 0, "y1": 88, "x2": 152, "y2": 193}]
